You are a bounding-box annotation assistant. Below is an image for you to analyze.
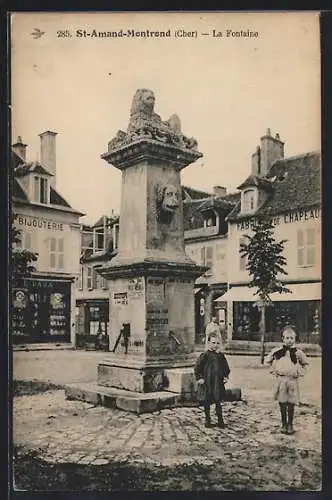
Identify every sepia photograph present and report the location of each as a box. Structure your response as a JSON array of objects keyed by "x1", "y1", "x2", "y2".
[{"x1": 10, "y1": 11, "x2": 321, "y2": 491}]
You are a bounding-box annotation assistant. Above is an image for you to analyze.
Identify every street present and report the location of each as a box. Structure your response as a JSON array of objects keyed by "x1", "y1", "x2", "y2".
[{"x1": 12, "y1": 351, "x2": 321, "y2": 491}]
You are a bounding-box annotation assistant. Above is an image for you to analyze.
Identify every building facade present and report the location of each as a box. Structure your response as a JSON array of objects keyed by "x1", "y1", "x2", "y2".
[
  {"x1": 224, "y1": 130, "x2": 321, "y2": 346},
  {"x1": 184, "y1": 130, "x2": 321, "y2": 349},
  {"x1": 12, "y1": 133, "x2": 83, "y2": 345},
  {"x1": 183, "y1": 187, "x2": 239, "y2": 340},
  {"x1": 74, "y1": 214, "x2": 119, "y2": 348}
]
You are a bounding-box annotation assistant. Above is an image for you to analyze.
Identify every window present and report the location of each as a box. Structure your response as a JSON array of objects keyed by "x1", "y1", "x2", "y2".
[
  {"x1": 242, "y1": 189, "x2": 256, "y2": 213},
  {"x1": 201, "y1": 246, "x2": 214, "y2": 275},
  {"x1": 297, "y1": 228, "x2": 316, "y2": 267},
  {"x1": 15, "y1": 231, "x2": 35, "y2": 251},
  {"x1": 216, "y1": 243, "x2": 225, "y2": 262},
  {"x1": 113, "y1": 223, "x2": 120, "y2": 250},
  {"x1": 49, "y1": 237, "x2": 65, "y2": 270},
  {"x1": 58, "y1": 238, "x2": 64, "y2": 269},
  {"x1": 81, "y1": 230, "x2": 93, "y2": 252},
  {"x1": 92, "y1": 269, "x2": 103, "y2": 289},
  {"x1": 34, "y1": 176, "x2": 48, "y2": 204},
  {"x1": 14, "y1": 231, "x2": 22, "y2": 249},
  {"x1": 87, "y1": 266, "x2": 93, "y2": 290},
  {"x1": 186, "y1": 247, "x2": 200, "y2": 264},
  {"x1": 77, "y1": 266, "x2": 83, "y2": 290},
  {"x1": 239, "y1": 236, "x2": 249, "y2": 271},
  {"x1": 94, "y1": 229, "x2": 105, "y2": 252}
]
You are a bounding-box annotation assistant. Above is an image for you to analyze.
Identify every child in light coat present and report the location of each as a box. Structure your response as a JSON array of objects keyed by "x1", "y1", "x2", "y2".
[{"x1": 265, "y1": 325, "x2": 309, "y2": 435}]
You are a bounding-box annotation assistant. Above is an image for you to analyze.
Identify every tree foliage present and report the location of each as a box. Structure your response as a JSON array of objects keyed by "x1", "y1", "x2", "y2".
[
  {"x1": 240, "y1": 217, "x2": 290, "y2": 304},
  {"x1": 12, "y1": 224, "x2": 38, "y2": 277}
]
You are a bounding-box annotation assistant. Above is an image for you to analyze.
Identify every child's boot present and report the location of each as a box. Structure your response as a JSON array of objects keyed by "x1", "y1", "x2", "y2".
[
  {"x1": 204, "y1": 406, "x2": 212, "y2": 428},
  {"x1": 279, "y1": 403, "x2": 288, "y2": 433},
  {"x1": 287, "y1": 403, "x2": 295, "y2": 435},
  {"x1": 216, "y1": 404, "x2": 225, "y2": 428}
]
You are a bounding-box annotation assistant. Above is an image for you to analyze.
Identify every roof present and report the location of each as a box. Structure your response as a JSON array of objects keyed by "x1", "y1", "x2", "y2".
[
  {"x1": 50, "y1": 187, "x2": 71, "y2": 208},
  {"x1": 15, "y1": 161, "x2": 54, "y2": 178},
  {"x1": 13, "y1": 178, "x2": 29, "y2": 201},
  {"x1": 92, "y1": 214, "x2": 120, "y2": 228},
  {"x1": 182, "y1": 185, "x2": 211, "y2": 200},
  {"x1": 237, "y1": 174, "x2": 274, "y2": 191},
  {"x1": 183, "y1": 191, "x2": 239, "y2": 232},
  {"x1": 198, "y1": 194, "x2": 239, "y2": 212},
  {"x1": 12, "y1": 147, "x2": 84, "y2": 215},
  {"x1": 83, "y1": 248, "x2": 118, "y2": 264},
  {"x1": 227, "y1": 151, "x2": 321, "y2": 221}
]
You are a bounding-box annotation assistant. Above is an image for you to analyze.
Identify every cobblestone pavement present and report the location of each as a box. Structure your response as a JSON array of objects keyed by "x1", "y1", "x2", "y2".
[
  {"x1": 12, "y1": 352, "x2": 322, "y2": 490},
  {"x1": 13, "y1": 388, "x2": 321, "y2": 491}
]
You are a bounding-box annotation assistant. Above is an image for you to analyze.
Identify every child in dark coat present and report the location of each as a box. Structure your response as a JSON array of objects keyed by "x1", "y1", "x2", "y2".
[
  {"x1": 265, "y1": 325, "x2": 309, "y2": 435},
  {"x1": 194, "y1": 332, "x2": 230, "y2": 428}
]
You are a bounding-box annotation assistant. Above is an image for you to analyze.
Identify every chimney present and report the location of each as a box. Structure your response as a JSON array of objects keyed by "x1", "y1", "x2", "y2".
[
  {"x1": 39, "y1": 131, "x2": 58, "y2": 188},
  {"x1": 12, "y1": 136, "x2": 27, "y2": 161},
  {"x1": 213, "y1": 185, "x2": 227, "y2": 197},
  {"x1": 259, "y1": 128, "x2": 284, "y2": 176},
  {"x1": 251, "y1": 145, "x2": 261, "y2": 175}
]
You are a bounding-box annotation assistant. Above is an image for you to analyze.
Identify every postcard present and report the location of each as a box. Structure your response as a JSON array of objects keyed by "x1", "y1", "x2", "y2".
[{"x1": 11, "y1": 11, "x2": 321, "y2": 492}]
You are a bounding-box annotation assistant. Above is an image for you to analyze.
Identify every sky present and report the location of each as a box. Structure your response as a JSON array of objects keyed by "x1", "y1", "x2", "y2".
[{"x1": 11, "y1": 11, "x2": 320, "y2": 224}]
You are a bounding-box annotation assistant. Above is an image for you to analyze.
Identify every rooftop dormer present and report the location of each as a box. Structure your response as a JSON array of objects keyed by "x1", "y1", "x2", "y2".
[{"x1": 237, "y1": 175, "x2": 274, "y2": 215}]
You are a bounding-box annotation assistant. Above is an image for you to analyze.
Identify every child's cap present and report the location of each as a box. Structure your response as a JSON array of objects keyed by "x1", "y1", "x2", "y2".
[{"x1": 282, "y1": 324, "x2": 296, "y2": 336}]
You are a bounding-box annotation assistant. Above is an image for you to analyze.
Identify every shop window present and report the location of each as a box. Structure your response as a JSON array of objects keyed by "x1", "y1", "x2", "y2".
[
  {"x1": 297, "y1": 228, "x2": 316, "y2": 267},
  {"x1": 239, "y1": 236, "x2": 249, "y2": 271},
  {"x1": 34, "y1": 176, "x2": 48, "y2": 204},
  {"x1": 233, "y1": 302, "x2": 260, "y2": 340}
]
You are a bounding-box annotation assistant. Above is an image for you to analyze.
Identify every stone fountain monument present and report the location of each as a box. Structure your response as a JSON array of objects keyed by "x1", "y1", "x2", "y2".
[{"x1": 65, "y1": 89, "x2": 206, "y2": 413}]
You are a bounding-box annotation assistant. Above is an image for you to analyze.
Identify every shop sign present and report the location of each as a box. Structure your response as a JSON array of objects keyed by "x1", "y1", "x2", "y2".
[
  {"x1": 236, "y1": 207, "x2": 321, "y2": 231},
  {"x1": 128, "y1": 277, "x2": 144, "y2": 299},
  {"x1": 113, "y1": 292, "x2": 128, "y2": 305},
  {"x1": 14, "y1": 214, "x2": 65, "y2": 231},
  {"x1": 147, "y1": 277, "x2": 165, "y2": 302},
  {"x1": 22, "y1": 279, "x2": 55, "y2": 289}
]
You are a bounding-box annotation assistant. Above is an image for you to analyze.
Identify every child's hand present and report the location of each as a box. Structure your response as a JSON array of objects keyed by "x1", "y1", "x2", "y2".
[
  {"x1": 223, "y1": 377, "x2": 229, "y2": 384},
  {"x1": 197, "y1": 378, "x2": 205, "y2": 385}
]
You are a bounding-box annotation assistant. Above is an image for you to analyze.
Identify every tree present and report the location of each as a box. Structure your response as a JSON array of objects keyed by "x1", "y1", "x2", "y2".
[
  {"x1": 12, "y1": 224, "x2": 38, "y2": 277},
  {"x1": 240, "y1": 217, "x2": 290, "y2": 364}
]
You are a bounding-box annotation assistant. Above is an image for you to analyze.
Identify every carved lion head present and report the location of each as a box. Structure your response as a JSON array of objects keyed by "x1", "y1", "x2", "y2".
[
  {"x1": 130, "y1": 88, "x2": 155, "y2": 117},
  {"x1": 156, "y1": 183, "x2": 180, "y2": 223}
]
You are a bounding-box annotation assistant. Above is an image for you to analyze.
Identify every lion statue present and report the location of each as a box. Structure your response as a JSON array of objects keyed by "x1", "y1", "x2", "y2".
[
  {"x1": 108, "y1": 88, "x2": 199, "y2": 151},
  {"x1": 128, "y1": 88, "x2": 164, "y2": 132}
]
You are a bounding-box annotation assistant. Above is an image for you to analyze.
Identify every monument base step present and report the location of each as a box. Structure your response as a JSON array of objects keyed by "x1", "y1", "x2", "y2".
[{"x1": 65, "y1": 382, "x2": 184, "y2": 414}]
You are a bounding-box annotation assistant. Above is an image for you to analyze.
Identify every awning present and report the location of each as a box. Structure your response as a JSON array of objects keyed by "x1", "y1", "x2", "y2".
[{"x1": 215, "y1": 283, "x2": 321, "y2": 302}]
